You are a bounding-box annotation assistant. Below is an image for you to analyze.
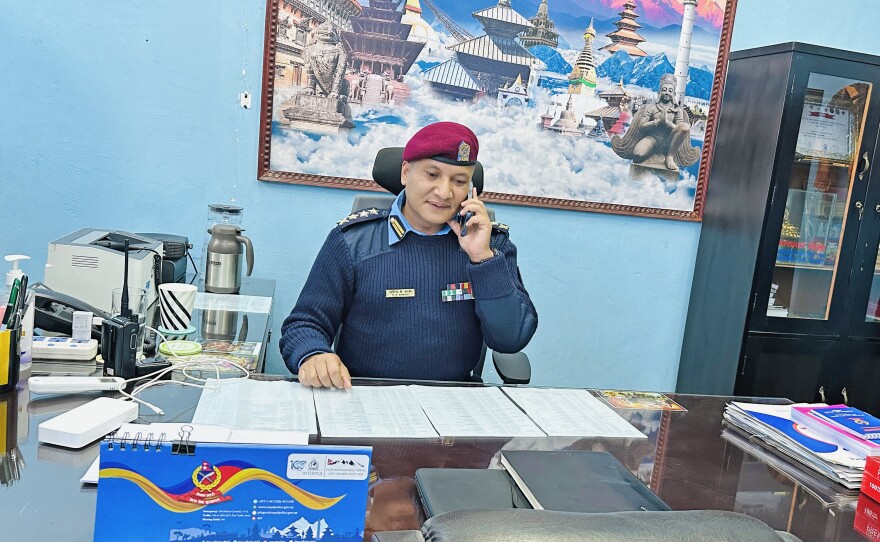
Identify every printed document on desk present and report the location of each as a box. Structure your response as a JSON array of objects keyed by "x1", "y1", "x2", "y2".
[
  {"x1": 502, "y1": 387, "x2": 646, "y2": 439},
  {"x1": 192, "y1": 379, "x2": 318, "y2": 434},
  {"x1": 412, "y1": 386, "x2": 545, "y2": 437},
  {"x1": 314, "y1": 386, "x2": 439, "y2": 438}
]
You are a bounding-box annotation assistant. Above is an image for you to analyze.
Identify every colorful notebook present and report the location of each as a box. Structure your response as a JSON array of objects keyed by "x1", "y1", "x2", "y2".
[
  {"x1": 805, "y1": 405, "x2": 880, "y2": 440},
  {"x1": 94, "y1": 433, "x2": 371, "y2": 541},
  {"x1": 791, "y1": 404, "x2": 880, "y2": 458}
]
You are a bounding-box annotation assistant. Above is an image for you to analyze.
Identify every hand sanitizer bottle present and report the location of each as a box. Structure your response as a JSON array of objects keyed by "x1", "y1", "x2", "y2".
[{"x1": 1, "y1": 255, "x2": 28, "y2": 324}]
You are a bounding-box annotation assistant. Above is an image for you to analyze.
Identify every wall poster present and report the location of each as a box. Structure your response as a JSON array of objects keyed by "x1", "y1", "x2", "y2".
[{"x1": 259, "y1": 0, "x2": 738, "y2": 220}]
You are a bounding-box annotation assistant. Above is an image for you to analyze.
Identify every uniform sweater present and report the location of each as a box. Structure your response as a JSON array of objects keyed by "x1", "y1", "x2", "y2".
[{"x1": 280, "y1": 212, "x2": 537, "y2": 381}]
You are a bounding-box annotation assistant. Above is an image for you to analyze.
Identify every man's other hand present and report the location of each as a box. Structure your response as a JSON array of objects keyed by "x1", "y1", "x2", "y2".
[{"x1": 299, "y1": 353, "x2": 352, "y2": 389}]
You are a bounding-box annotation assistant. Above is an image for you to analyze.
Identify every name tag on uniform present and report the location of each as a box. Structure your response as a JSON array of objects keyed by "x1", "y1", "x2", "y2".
[{"x1": 386, "y1": 288, "x2": 415, "y2": 298}]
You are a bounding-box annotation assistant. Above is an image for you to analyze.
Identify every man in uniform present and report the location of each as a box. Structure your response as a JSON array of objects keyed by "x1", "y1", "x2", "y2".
[{"x1": 280, "y1": 122, "x2": 538, "y2": 388}]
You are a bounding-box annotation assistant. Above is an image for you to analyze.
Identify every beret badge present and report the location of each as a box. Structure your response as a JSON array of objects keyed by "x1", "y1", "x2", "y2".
[{"x1": 457, "y1": 141, "x2": 471, "y2": 163}]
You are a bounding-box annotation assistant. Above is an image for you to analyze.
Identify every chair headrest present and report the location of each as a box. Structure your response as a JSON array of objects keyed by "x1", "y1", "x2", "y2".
[{"x1": 371, "y1": 147, "x2": 484, "y2": 196}]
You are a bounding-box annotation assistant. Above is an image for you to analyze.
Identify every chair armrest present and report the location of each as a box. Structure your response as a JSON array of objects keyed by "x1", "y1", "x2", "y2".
[
  {"x1": 492, "y1": 351, "x2": 531, "y2": 385},
  {"x1": 371, "y1": 531, "x2": 425, "y2": 542}
]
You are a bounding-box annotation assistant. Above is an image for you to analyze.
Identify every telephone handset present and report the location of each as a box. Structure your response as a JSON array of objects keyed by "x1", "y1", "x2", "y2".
[{"x1": 32, "y1": 284, "x2": 110, "y2": 341}]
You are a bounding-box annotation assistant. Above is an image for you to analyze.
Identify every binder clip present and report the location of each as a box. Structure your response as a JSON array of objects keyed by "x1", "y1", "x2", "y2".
[{"x1": 171, "y1": 425, "x2": 195, "y2": 455}]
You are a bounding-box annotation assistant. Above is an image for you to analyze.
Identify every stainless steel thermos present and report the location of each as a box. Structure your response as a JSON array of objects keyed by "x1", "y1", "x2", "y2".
[{"x1": 204, "y1": 225, "x2": 254, "y2": 293}]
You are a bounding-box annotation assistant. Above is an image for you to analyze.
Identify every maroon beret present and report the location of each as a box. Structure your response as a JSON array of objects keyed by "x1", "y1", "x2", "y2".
[{"x1": 402, "y1": 122, "x2": 479, "y2": 166}]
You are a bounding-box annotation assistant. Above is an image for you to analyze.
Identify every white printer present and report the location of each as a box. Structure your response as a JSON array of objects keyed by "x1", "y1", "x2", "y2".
[{"x1": 45, "y1": 229, "x2": 163, "y2": 313}]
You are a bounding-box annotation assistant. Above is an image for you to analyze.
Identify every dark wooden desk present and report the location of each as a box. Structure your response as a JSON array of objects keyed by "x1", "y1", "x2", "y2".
[{"x1": 0, "y1": 380, "x2": 866, "y2": 541}]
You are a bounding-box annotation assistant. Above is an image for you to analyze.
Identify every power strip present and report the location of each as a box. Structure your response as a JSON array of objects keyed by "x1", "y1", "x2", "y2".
[
  {"x1": 29, "y1": 376, "x2": 126, "y2": 395},
  {"x1": 32, "y1": 337, "x2": 99, "y2": 361},
  {"x1": 38, "y1": 397, "x2": 138, "y2": 448}
]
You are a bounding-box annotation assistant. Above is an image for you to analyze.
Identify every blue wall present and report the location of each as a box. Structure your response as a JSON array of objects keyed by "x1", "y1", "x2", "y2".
[{"x1": 1, "y1": 0, "x2": 877, "y2": 389}]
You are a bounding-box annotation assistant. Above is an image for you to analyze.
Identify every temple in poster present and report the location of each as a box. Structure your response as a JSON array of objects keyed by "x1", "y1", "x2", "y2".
[
  {"x1": 340, "y1": 0, "x2": 425, "y2": 104},
  {"x1": 600, "y1": 0, "x2": 648, "y2": 57},
  {"x1": 424, "y1": 0, "x2": 536, "y2": 99},
  {"x1": 568, "y1": 19, "x2": 598, "y2": 96},
  {"x1": 273, "y1": 0, "x2": 362, "y2": 88},
  {"x1": 519, "y1": 0, "x2": 558, "y2": 48}
]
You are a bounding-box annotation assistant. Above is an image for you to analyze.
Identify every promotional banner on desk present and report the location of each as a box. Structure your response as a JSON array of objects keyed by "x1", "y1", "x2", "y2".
[{"x1": 94, "y1": 439, "x2": 371, "y2": 541}]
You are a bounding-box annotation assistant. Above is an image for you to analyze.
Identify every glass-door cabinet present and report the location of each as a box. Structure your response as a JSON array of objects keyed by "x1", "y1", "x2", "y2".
[
  {"x1": 678, "y1": 44, "x2": 880, "y2": 413},
  {"x1": 754, "y1": 71, "x2": 875, "y2": 335},
  {"x1": 743, "y1": 49, "x2": 880, "y2": 410}
]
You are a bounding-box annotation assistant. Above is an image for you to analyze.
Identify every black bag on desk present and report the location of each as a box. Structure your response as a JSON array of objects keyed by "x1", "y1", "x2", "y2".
[
  {"x1": 499, "y1": 450, "x2": 670, "y2": 513},
  {"x1": 415, "y1": 468, "x2": 532, "y2": 518}
]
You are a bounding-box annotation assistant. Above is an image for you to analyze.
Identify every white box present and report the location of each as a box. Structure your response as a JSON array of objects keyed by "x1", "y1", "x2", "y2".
[{"x1": 38, "y1": 397, "x2": 138, "y2": 448}]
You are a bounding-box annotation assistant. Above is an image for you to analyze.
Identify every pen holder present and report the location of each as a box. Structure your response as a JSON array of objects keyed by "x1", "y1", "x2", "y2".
[{"x1": 0, "y1": 327, "x2": 21, "y2": 393}]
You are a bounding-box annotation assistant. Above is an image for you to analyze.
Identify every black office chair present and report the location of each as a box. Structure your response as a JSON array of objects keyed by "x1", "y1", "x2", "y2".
[{"x1": 348, "y1": 147, "x2": 531, "y2": 385}]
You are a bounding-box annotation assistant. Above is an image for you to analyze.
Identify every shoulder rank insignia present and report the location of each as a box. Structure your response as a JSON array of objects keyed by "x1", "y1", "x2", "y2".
[
  {"x1": 337, "y1": 207, "x2": 385, "y2": 228},
  {"x1": 491, "y1": 222, "x2": 509, "y2": 231},
  {"x1": 389, "y1": 215, "x2": 406, "y2": 240}
]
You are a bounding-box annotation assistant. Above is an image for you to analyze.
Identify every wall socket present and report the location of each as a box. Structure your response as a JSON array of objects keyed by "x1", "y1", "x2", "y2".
[{"x1": 239, "y1": 92, "x2": 251, "y2": 109}]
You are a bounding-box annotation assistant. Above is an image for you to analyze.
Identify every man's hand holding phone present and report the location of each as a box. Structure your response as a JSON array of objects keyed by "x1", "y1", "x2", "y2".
[
  {"x1": 299, "y1": 352, "x2": 352, "y2": 389},
  {"x1": 449, "y1": 187, "x2": 494, "y2": 263}
]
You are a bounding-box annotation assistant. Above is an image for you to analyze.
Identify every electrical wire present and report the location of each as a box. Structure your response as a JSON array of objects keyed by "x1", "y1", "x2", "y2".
[{"x1": 115, "y1": 325, "x2": 251, "y2": 416}]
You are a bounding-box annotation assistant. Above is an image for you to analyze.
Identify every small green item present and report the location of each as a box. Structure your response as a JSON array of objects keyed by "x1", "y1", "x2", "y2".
[{"x1": 158, "y1": 340, "x2": 202, "y2": 357}]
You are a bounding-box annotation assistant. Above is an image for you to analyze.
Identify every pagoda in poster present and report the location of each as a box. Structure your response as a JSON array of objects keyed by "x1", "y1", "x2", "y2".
[
  {"x1": 600, "y1": 0, "x2": 647, "y2": 57},
  {"x1": 519, "y1": 0, "x2": 558, "y2": 48},
  {"x1": 424, "y1": 0, "x2": 535, "y2": 99},
  {"x1": 340, "y1": 0, "x2": 425, "y2": 105}
]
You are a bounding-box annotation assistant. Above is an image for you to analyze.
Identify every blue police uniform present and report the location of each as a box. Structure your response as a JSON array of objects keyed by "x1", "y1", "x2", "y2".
[{"x1": 279, "y1": 192, "x2": 537, "y2": 381}]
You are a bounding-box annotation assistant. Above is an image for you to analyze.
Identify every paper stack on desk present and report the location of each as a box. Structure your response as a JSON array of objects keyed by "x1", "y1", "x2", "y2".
[
  {"x1": 313, "y1": 386, "x2": 438, "y2": 438},
  {"x1": 723, "y1": 401, "x2": 864, "y2": 489},
  {"x1": 412, "y1": 386, "x2": 546, "y2": 437}
]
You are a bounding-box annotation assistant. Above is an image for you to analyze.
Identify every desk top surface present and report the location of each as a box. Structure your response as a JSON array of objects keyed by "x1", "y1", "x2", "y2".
[{"x1": 0, "y1": 378, "x2": 866, "y2": 542}]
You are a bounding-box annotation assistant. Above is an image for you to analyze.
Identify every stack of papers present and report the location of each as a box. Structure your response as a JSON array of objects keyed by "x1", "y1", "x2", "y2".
[
  {"x1": 724, "y1": 402, "x2": 864, "y2": 489},
  {"x1": 192, "y1": 379, "x2": 318, "y2": 434},
  {"x1": 791, "y1": 404, "x2": 880, "y2": 459},
  {"x1": 413, "y1": 386, "x2": 545, "y2": 437},
  {"x1": 313, "y1": 386, "x2": 438, "y2": 438},
  {"x1": 501, "y1": 387, "x2": 646, "y2": 439}
]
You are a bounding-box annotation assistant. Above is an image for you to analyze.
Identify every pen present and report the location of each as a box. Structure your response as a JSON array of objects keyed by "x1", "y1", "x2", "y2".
[
  {"x1": 14, "y1": 275, "x2": 27, "y2": 316},
  {"x1": 1, "y1": 278, "x2": 20, "y2": 327},
  {"x1": 6, "y1": 275, "x2": 27, "y2": 331}
]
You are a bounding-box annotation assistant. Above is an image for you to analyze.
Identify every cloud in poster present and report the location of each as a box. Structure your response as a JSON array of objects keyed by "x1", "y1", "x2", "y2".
[{"x1": 270, "y1": 68, "x2": 697, "y2": 212}]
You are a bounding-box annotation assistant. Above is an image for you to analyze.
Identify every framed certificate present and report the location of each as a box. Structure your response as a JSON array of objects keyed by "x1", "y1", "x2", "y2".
[{"x1": 795, "y1": 101, "x2": 855, "y2": 162}]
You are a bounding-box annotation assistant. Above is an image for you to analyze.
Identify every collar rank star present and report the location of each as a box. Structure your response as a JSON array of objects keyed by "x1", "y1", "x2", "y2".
[
  {"x1": 442, "y1": 282, "x2": 474, "y2": 302},
  {"x1": 386, "y1": 288, "x2": 415, "y2": 298}
]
